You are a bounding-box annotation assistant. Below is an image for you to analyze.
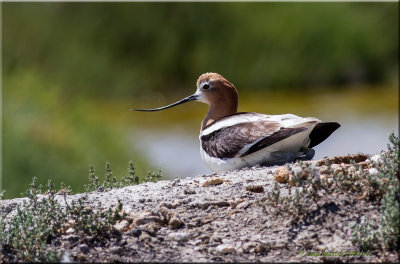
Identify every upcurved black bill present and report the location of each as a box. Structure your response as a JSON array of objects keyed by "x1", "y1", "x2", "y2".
[{"x1": 130, "y1": 94, "x2": 198, "y2": 112}]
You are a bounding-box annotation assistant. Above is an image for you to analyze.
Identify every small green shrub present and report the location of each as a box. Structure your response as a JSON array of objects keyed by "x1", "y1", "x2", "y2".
[
  {"x1": 62, "y1": 196, "x2": 124, "y2": 238},
  {"x1": 121, "y1": 160, "x2": 140, "y2": 186},
  {"x1": 349, "y1": 133, "x2": 399, "y2": 251},
  {"x1": 1, "y1": 178, "x2": 65, "y2": 262},
  {"x1": 104, "y1": 161, "x2": 117, "y2": 189},
  {"x1": 260, "y1": 161, "x2": 329, "y2": 218},
  {"x1": 85, "y1": 160, "x2": 157, "y2": 192},
  {"x1": 143, "y1": 169, "x2": 163, "y2": 183},
  {"x1": 1, "y1": 161, "x2": 162, "y2": 262},
  {"x1": 84, "y1": 165, "x2": 100, "y2": 192},
  {"x1": 1, "y1": 179, "x2": 125, "y2": 262}
]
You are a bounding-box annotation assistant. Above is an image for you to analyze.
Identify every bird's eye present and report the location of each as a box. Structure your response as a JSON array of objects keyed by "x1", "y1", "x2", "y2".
[{"x1": 202, "y1": 84, "x2": 210, "y2": 90}]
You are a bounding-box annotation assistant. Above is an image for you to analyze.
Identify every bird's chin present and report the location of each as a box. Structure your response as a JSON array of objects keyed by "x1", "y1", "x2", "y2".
[
  {"x1": 196, "y1": 98, "x2": 209, "y2": 105},
  {"x1": 194, "y1": 91, "x2": 208, "y2": 104}
]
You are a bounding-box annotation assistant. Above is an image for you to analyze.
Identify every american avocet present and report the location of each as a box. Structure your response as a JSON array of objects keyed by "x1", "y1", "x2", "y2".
[{"x1": 132, "y1": 73, "x2": 340, "y2": 172}]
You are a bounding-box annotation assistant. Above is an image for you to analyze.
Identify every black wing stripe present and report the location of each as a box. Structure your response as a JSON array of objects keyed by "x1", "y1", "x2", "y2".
[
  {"x1": 241, "y1": 127, "x2": 308, "y2": 157},
  {"x1": 201, "y1": 120, "x2": 279, "y2": 159}
]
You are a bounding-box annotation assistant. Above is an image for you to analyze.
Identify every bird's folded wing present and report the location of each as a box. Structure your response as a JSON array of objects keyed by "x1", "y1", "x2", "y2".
[{"x1": 200, "y1": 120, "x2": 307, "y2": 159}]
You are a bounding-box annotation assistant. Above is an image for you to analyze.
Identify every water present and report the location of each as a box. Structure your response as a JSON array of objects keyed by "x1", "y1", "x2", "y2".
[{"x1": 134, "y1": 129, "x2": 210, "y2": 177}]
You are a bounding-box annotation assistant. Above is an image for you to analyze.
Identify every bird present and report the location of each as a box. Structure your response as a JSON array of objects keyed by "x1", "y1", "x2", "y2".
[{"x1": 132, "y1": 72, "x2": 340, "y2": 172}]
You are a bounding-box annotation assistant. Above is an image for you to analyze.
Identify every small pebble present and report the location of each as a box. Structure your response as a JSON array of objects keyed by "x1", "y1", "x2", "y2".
[
  {"x1": 128, "y1": 228, "x2": 142, "y2": 237},
  {"x1": 368, "y1": 168, "x2": 379, "y2": 175},
  {"x1": 168, "y1": 232, "x2": 190, "y2": 242},
  {"x1": 169, "y1": 216, "x2": 184, "y2": 229},
  {"x1": 65, "y1": 227, "x2": 75, "y2": 235},
  {"x1": 139, "y1": 232, "x2": 152, "y2": 241},
  {"x1": 318, "y1": 166, "x2": 330, "y2": 175},
  {"x1": 331, "y1": 164, "x2": 340, "y2": 170},
  {"x1": 110, "y1": 246, "x2": 121, "y2": 254},
  {"x1": 202, "y1": 177, "x2": 225, "y2": 187},
  {"x1": 4, "y1": 206, "x2": 13, "y2": 214},
  {"x1": 114, "y1": 220, "x2": 130, "y2": 232},
  {"x1": 255, "y1": 243, "x2": 269, "y2": 253},
  {"x1": 333, "y1": 167, "x2": 343, "y2": 174},
  {"x1": 235, "y1": 198, "x2": 244, "y2": 204},
  {"x1": 111, "y1": 228, "x2": 122, "y2": 238},
  {"x1": 348, "y1": 166, "x2": 356, "y2": 173},
  {"x1": 143, "y1": 224, "x2": 158, "y2": 237},
  {"x1": 274, "y1": 166, "x2": 289, "y2": 183},
  {"x1": 237, "y1": 202, "x2": 251, "y2": 209},
  {"x1": 222, "y1": 238, "x2": 232, "y2": 244},
  {"x1": 184, "y1": 189, "x2": 196, "y2": 195},
  {"x1": 242, "y1": 242, "x2": 257, "y2": 252},
  {"x1": 79, "y1": 243, "x2": 90, "y2": 254},
  {"x1": 134, "y1": 211, "x2": 163, "y2": 225},
  {"x1": 229, "y1": 201, "x2": 237, "y2": 209},
  {"x1": 216, "y1": 244, "x2": 236, "y2": 254},
  {"x1": 66, "y1": 235, "x2": 80, "y2": 244},
  {"x1": 197, "y1": 235, "x2": 210, "y2": 244},
  {"x1": 245, "y1": 185, "x2": 264, "y2": 193},
  {"x1": 129, "y1": 211, "x2": 136, "y2": 219},
  {"x1": 84, "y1": 236, "x2": 94, "y2": 244}
]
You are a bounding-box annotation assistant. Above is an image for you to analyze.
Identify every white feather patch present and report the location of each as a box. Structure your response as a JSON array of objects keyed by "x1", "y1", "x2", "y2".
[
  {"x1": 201, "y1": 113, "x2": 320, "y2": 138},
  {"x1": 201, "y1": 113, "x2": 269, "y2": 137}
]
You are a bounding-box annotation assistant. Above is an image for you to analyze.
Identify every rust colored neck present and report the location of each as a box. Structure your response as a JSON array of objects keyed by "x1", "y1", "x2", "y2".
[{"x1": 201, "y1": 97, "x2": 238, "y2": 130}]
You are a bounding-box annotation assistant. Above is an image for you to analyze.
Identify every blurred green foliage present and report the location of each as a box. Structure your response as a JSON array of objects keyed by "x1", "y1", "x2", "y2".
[
  {"x1": 4, "y1": 3, "x2": 398, "y2": 96},
  {"x1": 2, "y1": 3, "x2": 398, "y2": 198}
]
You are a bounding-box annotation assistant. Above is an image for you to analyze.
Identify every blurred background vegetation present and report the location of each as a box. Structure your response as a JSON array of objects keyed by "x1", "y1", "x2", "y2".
[{"x1": 2, "y1": 2, "x2": 398, "y2": 198}]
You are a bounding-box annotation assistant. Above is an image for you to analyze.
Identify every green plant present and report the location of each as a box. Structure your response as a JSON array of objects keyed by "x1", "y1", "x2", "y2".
[
  {"x1": 143, "y1": 169, "x2": 163, "y2": 183},
  {"x1": 350, "y1": 133, "x2": 399, "y2": 251},
  {"x1": 1, "y1": 177, "x2": 64, "y2": 262},
  {"x1": 1, "y1": 178, "x2": 126, "y2": 262},
  {"x1": 85, "y1": 165, "x2": 100, "y2": 192},
  {"x1": 103, "y1": 161, "x2": 117, "y2": 189},
  {"x1": 84, "y1": 160, "x2": 158, "y2": 192},
  {"x1": 62, "y1": 195, "x2": 124, "y2": 238},
  {"x1": 1, "y1": 160, "x2": 162, "y2": 262},
  {"x1": 261, "y1": 162, "x2": 329, "y2": 218},
  {"x1": 120, "y1": 160, "x2": 140, "y2": 186}
]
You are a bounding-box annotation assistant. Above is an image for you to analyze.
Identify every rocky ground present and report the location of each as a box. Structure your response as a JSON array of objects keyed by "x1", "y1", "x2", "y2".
[{"x1": 1, "y1": 153, "x2": 399, "y2": 263}]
